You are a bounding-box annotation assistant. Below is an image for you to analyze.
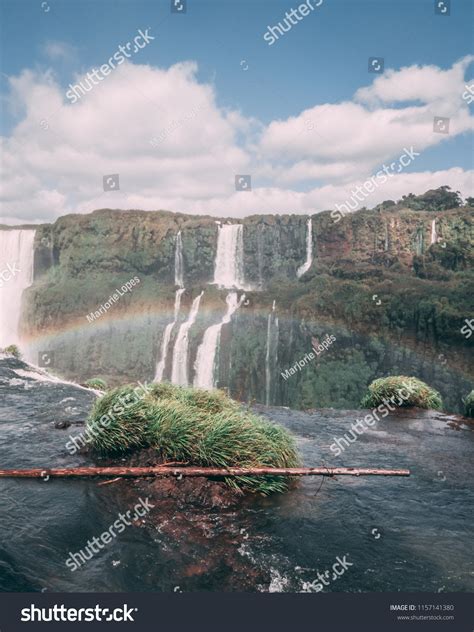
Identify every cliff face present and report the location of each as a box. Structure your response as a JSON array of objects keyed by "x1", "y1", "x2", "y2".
[
  {"x1": 18, "y1": 205, "x2": 474, "y2": 413},
  {"x1": 32, "y1": 206, "x2": 473, "y2": 288}
]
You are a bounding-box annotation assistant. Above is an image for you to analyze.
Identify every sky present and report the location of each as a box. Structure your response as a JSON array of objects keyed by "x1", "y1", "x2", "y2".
[{"x1": 0, "y1": 0, "x2": 473, "y2": 224}]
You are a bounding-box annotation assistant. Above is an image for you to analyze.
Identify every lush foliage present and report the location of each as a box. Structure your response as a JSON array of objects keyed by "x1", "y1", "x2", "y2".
[
  {"x1": 86, "y1": 383, "x2": 300, "y2": 494},
  {"x1": 1, "y1": 344, "x2": 22, "y2": 359},
  {"x1": 463, "y1": 390, "x2": 474, "y2": 418},
  {"x1": 84, "y1": 377, "x2": 108, "y2": 390},
  {"x1": 361, "y1": 376, "x2": 443, "y2": 410},
  {"x1": 400, "y1": 186, "x2": 463, "y2": 212}
]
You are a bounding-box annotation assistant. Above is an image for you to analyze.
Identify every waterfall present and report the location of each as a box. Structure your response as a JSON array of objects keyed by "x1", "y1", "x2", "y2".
[
  {"x1": 430, "y1": 219, "x2": 438, "y2": 245},
  {"x1": 257, "y1": 224, "x2": 265, "y2": 289},
  {"x1": 170, "y1": 291, "x2": 204, "y2": 386},
  {"x1": 0, "y1": 229, "x2": 36, "y2": 349},
  {"x1": 175, "y1": 230, "x2": 184, "y2": 288},
  {"x1": 155, "y1": 232, "x2": 186, "y2": 381},
  {"x1": 194, "y1": 291, "x2": 243, "y2": 390},
  {"x1": 154, "y1": 288, "x2": 185, "y2": 381},
  {"x1": 265, "y1": 300, "x2": 279, "y2": 406},
  {"x1": 296, "y1": 218, "x2": 313, "y2": 278},
  {"x1": 213, "y1": 224, "x2": 246, "y2": 289}
]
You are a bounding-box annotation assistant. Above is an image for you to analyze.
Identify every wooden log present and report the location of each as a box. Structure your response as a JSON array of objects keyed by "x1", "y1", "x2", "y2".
[{"x1": 0, "y1": 466, "x2": 410, "y2": 478}]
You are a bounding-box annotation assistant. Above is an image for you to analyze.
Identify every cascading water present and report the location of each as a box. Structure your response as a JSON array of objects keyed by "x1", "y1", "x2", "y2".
[
  {"x1": 193, "y1": 292, "x2": 244, "y2": 390},
  {"x1": 155, "y1": 288, "x2": 185, "y2": 381},
  {"x1": 171, "y1": 291, "x2": 204, "y2": 386},
  {"x1": 430, "y1": 219, "x2": 438, "y2": 245},
  {"x1": 296, "y1": 218, "x2": 313, "y2": 278},
  {"x1": 175, "y1": 230, "x2": 184, "y2": 288},
  {"x1": 0, "y1": 229, "x2": 35, "y2": 349},
  {"x1": 155, "y1": 232, "x2": 186, "y2": 382},
  {"x1": 213, "y1": 224, "x2": 246, "y2": 289},
  {"x1": 265, "y1": 300, "x2": 279, "y2": 406}
]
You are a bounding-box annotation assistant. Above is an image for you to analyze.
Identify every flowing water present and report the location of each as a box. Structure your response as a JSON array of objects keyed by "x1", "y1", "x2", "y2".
[
  {"x1": 170, "y1": 292, "x2": 203, "y2": 386},
  {"x1": 0, "y1": 229, "x2": 36, "y2": 349},
  {"x1": 265, "y1": 301, "x2": 279, "y2": 406},
  {"x1": 430, "y1": 219, "x2": 438, "y2": 245},
  {"x1": 213, "y1": 224, "x2": 246, "y2": 289},
  {"x1": 296, "y1": 218, "x2": 313, "y2": 278},
  {"x1": 175, "y1": 231, "x2": 184, "y2": 288},
  {"x1": 1, "y1": 354, "x2": 472, "y2": 593},
  {"x1": 155, "y1": 288, "x2": 185, "y2": 382},
  {"x1": 194, "y1": 292, "x2": 243, "y2": 389}
]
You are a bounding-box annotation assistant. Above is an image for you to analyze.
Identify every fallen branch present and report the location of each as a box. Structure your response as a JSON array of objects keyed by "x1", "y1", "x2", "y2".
[{"x1": 0, "y1": 466, "x2": 410, "y2": 478}]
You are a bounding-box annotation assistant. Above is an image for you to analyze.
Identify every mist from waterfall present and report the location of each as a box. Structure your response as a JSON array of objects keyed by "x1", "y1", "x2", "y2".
[
  {"x1": 430, "y1": 219, "x2": 438, "y2": 245},
  {"x1": 193, "y1": 291, "x2": 243, "y2": 390},
  {"x1": 155, "y1": 288, "x2": 185, "y2": 382},
  {"x1": 0, "y1": 229, "x2": 36, "y2": 349},
  {"x1": 296, "y1": 218, "x2": 313, "y2": 278},
  {"x1": 265, "y1": 300, "x2": 279, "y2": 406},
  {"x1": 175, "y1": 230, "x2": 184, "y2": 288},
  {"x1": 213, "y1": 224, "x2": 247, "y2": 289},
  {"x1": 171, "y1": 291, "x2": 204, "y2": 386}
]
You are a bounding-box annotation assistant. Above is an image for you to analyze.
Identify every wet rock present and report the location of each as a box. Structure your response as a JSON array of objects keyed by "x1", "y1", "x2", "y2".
[{"x1": 54, "y1": 419, "x2": 71, "y2": 429}]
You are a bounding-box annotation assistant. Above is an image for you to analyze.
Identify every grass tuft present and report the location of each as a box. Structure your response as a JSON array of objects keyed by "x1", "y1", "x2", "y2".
[
  {"x1": 463, "y1": 390, "x2": 474, "y2": 418},
  {"x1": 84, "y1": 377, "x2": 108, "y2": 391},
  {"x1": 361, "y1": 375, "x2": 443, "y2": 410},
  {"x1": 86, "y1": 382, "x2": 299, "y2": 494},
  {"x1": 1, "y1": 344, "x2": 22, "y2": 359}
]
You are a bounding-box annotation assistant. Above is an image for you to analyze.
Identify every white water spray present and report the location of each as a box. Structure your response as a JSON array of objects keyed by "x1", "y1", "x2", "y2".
[
  {"x1": 0, "y1": 229, "x2": 35, "y2": 348},
  {"x1": 430, "y1": 219, "x2": 438, "y2": 245},
  {"x1": 213, "y1": 224, "x2": 247, "y2": 289},
  {"x1": 265, "y1": 301, "x2": 279, "y2": 406},
  {"x1": 155, "y1": 288, "x2": 185, "y2": 382},
  {"x1": 296, "y1": 218, "x2": 313, "y2": 278},
  {"x1": 194, "y1": 292, "x2": 244, "y2": 390},
  {"x1": 171, "y1": 291, "x2": 204, "y2": 386}
]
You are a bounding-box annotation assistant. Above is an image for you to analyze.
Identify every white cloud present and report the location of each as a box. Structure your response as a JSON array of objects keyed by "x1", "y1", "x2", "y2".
[
  {"x1": 0, "y1": 56, "x2": 473, "y2": 224},
  {"x1": 42, "y1": 41, "x2": 78, "y2": 63}
]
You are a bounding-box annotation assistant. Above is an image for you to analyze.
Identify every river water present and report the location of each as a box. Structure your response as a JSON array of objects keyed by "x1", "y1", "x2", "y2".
[{"x1": 0, "y1": 355, "x2": 472, "y2": 593}]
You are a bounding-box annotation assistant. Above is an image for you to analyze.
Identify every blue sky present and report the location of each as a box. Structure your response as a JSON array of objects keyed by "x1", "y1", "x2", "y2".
[{"x1": 0, "y1": 0, "x2": 473, "y2": 222}]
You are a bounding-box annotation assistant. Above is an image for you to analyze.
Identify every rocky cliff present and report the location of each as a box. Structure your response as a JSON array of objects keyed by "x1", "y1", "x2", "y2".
[{"x1": 14, "y1": 202, "x2": 474, "y2": 413}]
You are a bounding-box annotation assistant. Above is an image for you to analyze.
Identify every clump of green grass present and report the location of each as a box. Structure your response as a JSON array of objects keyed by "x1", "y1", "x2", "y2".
[
  {"x1": 361, "y1": 376, "x2": 443, "y2": 410},
  {"x1": 86, "y1": 382, "x2": 299, "y2": 495},
  {"x1": 1, "y1": 344, "x2": 22, "y2": 359},
  {"x1": 84, "y1": 377, "x2": 108, "y2": 391},
  {"x1": 86, "y1": 385, "x2": 151, "y2": 454},
  {"x1": 463, "y1": 390, "x2": 474, "y2": 418}
]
